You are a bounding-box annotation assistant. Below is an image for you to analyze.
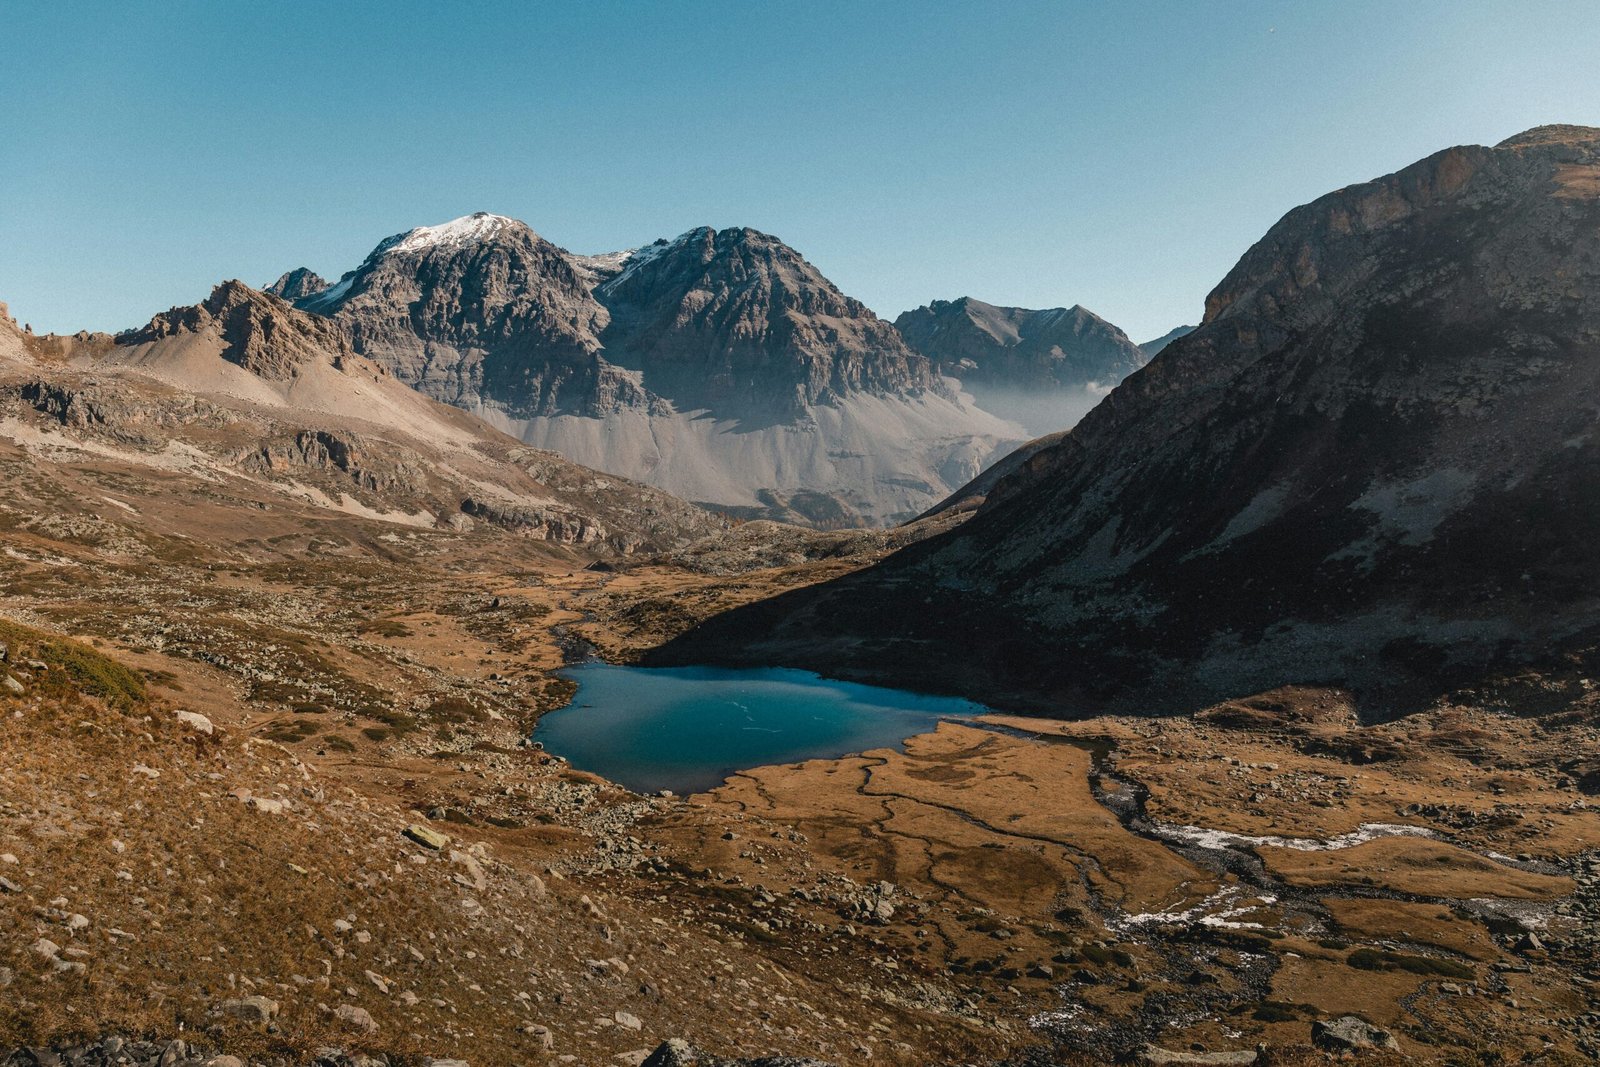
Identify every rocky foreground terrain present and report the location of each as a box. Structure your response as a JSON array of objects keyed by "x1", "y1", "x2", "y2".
[{"x1": 2, "y1": 451, "x2": 1597, "y2": 1065}]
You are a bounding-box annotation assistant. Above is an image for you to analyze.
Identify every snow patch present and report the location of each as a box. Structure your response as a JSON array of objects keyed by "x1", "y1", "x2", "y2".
[
  {"x1": 593, "y1": 229, "x2": 707, "y2": 294},
  {"x1": 1115, "y1": 885, "x2": 1278, "y2": 931},
  {"x1": 299, "y1": 273, "x2": 354, "y2": 313},
  {"x1": 376, "y1": 213, "x2": 521, "y2": 257},
  {"x1": 1150, "y1": 821, "x2": 1435, "y2": 853}
]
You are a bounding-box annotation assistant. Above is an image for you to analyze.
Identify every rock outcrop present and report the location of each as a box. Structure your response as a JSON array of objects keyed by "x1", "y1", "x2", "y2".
[
  {"x1": 650, "y1": 125, "x2": 1600, "y2": 715},
  {"x1": 119, "y1": 281, "x2": 358, "y2": 381}
]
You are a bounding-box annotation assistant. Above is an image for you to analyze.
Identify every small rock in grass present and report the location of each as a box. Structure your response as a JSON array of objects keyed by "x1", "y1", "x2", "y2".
[
  {"x1": 335, "y1": 1003, "x2": 379, "y2": 1032},
  {"x1": 176, "y1": 710, "x2": 215, "y2": 734},
  {"x1": 217, "y1": 995, "x2": 279, "y2": 1024}
]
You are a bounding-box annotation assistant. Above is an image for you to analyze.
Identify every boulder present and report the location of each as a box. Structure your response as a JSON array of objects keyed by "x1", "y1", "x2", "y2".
[
  {"x1": 334, "y1": 1003, "x2": 378, "y2": 1033},
  {"x1": 175, "y1": 710, "x2": 215, "y2": 734},
  {"x1": 1312, "y1": 1016, "x2": 1400, "y2": 1052},
  {"x1": 218, "y1": 995, "x2": 279, "y2": 1024},
  {"x1": 404, "y1": 824, "x2": 450, "y2": 850}
]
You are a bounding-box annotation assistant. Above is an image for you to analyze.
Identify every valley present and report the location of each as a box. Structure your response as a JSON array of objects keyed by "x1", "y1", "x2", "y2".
[{"x1": 5, "y1": 122, "x2": 1600, "y2": 1067}]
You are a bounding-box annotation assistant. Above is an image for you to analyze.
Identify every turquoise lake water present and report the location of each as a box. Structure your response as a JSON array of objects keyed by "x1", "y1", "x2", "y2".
[{"x1": 531, "y1": 663, "x2": 991, "y2": 794}]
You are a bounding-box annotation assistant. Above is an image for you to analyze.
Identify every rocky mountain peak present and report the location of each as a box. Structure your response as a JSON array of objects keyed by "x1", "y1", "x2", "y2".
[
  {"x1": 370, "y1": 212, "x2": 529, "y2": 259},
  {"x1": 264, "y1": 268, "x2": 329, "y2": 302},
  {"x1": 119, "y1": 281, "x2": 357, "y2": 381},
  {"x1": 596, "y1": 225, "x2": 941, "y2": 415},
  {"x1": 299, "y1": 213, "x2": 609, "y2": 414},
  {"x1": 894, "y1": 296, "x2": 1146, "y2": 434}
]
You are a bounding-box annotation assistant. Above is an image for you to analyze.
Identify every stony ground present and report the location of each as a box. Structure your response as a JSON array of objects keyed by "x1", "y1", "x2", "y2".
[{"x1": 1, "y1": 424, "x2": 1597, "y2": 1065}]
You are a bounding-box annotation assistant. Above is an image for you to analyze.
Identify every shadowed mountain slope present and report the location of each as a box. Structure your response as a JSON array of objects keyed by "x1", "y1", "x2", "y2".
[{"x1": 649, "y1": 125, "x2": 1600, "y2": 717}]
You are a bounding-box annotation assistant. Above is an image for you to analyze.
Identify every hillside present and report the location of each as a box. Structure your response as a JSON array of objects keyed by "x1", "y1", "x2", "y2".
[{"x1": 1, "y1": 282, "x2": 722, "y2": 556}]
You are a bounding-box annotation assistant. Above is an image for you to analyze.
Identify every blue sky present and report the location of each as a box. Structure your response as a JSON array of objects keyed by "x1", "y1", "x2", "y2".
[{"x1": 3, "y1": 0, "x2": 1597, "y2": 340}]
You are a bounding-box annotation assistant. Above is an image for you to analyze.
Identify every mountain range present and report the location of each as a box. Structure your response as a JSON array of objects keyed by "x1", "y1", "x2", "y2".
[
  {"x1": 651, "y1": 124, "x2": 1600, "y2": 717},
  {"x1": 262, "y1": 216, "x2": 1159, "y2": 526}
]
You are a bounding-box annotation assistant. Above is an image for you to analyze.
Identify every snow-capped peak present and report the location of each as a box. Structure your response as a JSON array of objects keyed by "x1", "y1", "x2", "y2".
[{"x1": 378, "y1": 212, "x2": 523, "y2": 256}]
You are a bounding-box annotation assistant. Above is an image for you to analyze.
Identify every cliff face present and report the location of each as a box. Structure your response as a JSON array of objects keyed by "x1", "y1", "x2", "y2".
[{"x1": 650, "y1": 126, "x2": 1600, "y2": 716}]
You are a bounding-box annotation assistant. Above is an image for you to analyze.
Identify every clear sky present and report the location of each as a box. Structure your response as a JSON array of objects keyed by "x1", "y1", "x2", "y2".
[{"x1": 3, "y1": 0, "x2": 1598, "y2": 340}]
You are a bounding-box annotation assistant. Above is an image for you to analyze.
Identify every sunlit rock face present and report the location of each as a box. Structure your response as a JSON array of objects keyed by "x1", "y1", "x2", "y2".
[{"x1": 300, "y1": 215, "x2": 1025, "y2": 527}]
